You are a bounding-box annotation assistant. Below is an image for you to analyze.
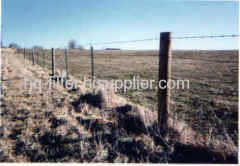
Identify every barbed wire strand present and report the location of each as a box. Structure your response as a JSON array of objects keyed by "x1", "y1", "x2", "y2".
[
  {"x1": 172, "y1": 34, "x2": 239, "y2": 39},
  {"x1": 84, "y1": 34, "x2": 239, "y2": 46}
]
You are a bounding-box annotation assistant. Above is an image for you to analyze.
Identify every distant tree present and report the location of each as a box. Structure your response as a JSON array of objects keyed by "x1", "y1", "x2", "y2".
[
  {"x1": 33, "y1": 45, "x2": 43, "y2": 50},
  {"x1": 78, "y1": 45, "x2": 85, "y2": 50},
  {"x1": 32, "y1": 46, "x2": 43, "y2": 54},
  {"x1": 9, "y1": 43, "x2": 20, "y2": 49},
  {"x1": 68, "y1": 40, "x2": 77, "y2": 49}
]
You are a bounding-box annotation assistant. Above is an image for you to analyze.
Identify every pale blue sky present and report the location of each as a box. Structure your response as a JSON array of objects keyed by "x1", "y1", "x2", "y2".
[{"x1": 2, "y1": 0, "x2": 239, "y2": 50}]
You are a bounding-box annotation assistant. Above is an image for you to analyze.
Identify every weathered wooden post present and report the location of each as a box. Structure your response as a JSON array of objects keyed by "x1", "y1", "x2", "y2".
[
  {"x1": 90, "y1": 46, "x2": 95, "y2": 92},
  {"x1": 32, "y1": 48, "x2": 35, "y2": 65},
  {"x1": 64, "y1": 49, "x2": 69, "y2": 79},
  {"x1": 51, "y1": 48, "x2": 55, "y2": 76},
  {"x1": 158, "y1": 32, "x2": 172, "y2": 137}
]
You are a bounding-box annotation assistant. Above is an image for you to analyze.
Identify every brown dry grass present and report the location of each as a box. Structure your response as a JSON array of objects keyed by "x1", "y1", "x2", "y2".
[
  {"x1": 15, "y1": 48, "x2": 238, "y2": 163},
  {"x1": 24, "y1": 49, "x2": 238, "y2": 142}
]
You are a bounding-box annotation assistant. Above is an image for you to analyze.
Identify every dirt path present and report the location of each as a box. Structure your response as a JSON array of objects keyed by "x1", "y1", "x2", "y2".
[
  {"x1": 1, "y1": 49, "x2": 95, "y2": 162},
  {"x1": 0, "y1": 49, "x2": 149, "y2": 162}
]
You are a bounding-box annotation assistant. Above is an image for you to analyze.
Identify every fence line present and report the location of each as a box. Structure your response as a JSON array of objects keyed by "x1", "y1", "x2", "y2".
[
  {"x1": 83, "y1": 34, "x2": 239, "y2": 46},
  {"x1": 172, "y1": 34, "x2": 239, "y2": 39},
  {"x1": 20, "y1": 32, "x2": 238, "y2": 138}
]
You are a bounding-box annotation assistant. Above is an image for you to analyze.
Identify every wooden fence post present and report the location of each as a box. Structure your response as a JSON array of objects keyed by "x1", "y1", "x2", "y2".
[
  {"x1": 51, "y1": 48, "x2": 55, "y2": 76},
  {"x1": 158, "y1": 32, "x2": 172, "y2": 137},
  {"x1": 32, "y1": 48, "x2": 35, "y2": 65},
  {"x1": 90, "y1": 46, "x2": 95, "y2": 92},
  {"x1": 64, "y1": 49, "x2": 69, "y2": 79}
]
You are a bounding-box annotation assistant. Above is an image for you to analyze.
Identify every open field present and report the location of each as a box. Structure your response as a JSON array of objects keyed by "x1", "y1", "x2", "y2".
[
  {"x1": 24, "y1": 49, "x2": 238, "y2": 144},
  {"x1": 2, "y1": 48, "x2": 237, "y2": 163}
]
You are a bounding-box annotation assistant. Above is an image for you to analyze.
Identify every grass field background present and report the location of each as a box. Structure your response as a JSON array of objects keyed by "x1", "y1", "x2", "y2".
[{"x1": 23, "y1": 49, "x2": 238, "y2": 145}]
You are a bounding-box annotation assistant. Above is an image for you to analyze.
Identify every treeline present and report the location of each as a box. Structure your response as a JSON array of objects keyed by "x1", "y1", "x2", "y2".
[{"x1": 5, "y1": 39, "x2": 85, "y2": 50}]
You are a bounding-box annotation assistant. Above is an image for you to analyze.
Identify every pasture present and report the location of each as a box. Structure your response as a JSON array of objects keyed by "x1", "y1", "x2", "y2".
[{"x1": 24, "y1": 49, "x2": 238, "y2": 144}]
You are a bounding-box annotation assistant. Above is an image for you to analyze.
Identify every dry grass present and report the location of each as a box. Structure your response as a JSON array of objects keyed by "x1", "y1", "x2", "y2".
[
  {"x1": 14, "y1": 48, "x2": 238, "y2": 163},
  {"x1": 23, "y1": 49, "x2": 238, "y2": 143}
]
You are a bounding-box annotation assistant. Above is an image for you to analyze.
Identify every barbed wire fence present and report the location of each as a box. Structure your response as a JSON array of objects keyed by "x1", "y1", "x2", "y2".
[
  {"x1": 80, "y1": 34, "x2": 238, "y2": 46},
  {"x1": 18, "y1": 32, "x2": 239, "y2": 146}
]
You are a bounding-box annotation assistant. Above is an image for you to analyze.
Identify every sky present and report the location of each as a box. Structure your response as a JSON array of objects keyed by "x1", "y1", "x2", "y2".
[{"x1": 2, "y1": 0, "x2": 239, "y2": 50}]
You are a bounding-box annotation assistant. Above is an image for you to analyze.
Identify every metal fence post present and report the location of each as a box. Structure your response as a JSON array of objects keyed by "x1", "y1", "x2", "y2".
[
  {"x1": 36, "y1": 51, "x2": 38, "y2": 65},
  {"x1": 28, "y1": 50, "x2": 30, "y2": 64},
  {"x1": 51, "y1": 48, "x2": 55, "y2": 76},
  {"x1": 158, "y1": 32, "x2": 172, "y2": 137},
  {"x1": 28, "y1": 50, "x2": 29, "y2": 63},
  {"x1": 91, "y1": 46, "x2": 95, "y2": 92},
  {"x1": 32, "y1": 48, "x2": 35, "y2": 65},
  {"x1": 24, "y1": 48, "x2": 26, "y2": 60},
  {"x1": 35, "y1": 50, "x2": 38, "y2": 65},
  {"x1": 43, "y1": 53, "x2": 45, "y2": 68},
  {"x1": 42, "y1": 52, "x2": 44, "y2": 68},
  {"x1": 64, "y1": 49, "x2": 69, "y2": 79}
]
